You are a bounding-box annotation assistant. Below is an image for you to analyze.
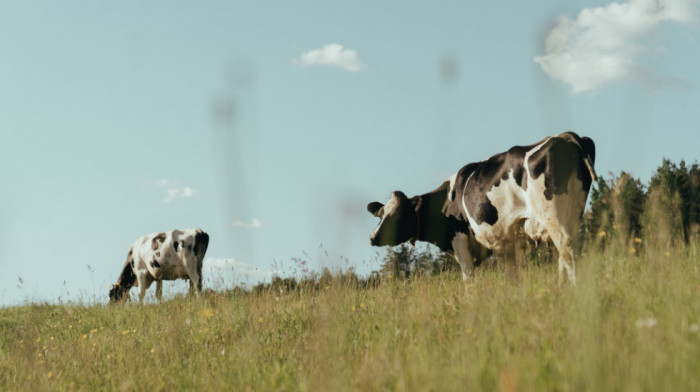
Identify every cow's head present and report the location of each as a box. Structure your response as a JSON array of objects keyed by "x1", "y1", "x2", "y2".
[
  {"x1": 367, "y1": 191, "x2": 418, "y2": 246},
  {"x1": 109, "y1": 284, "x2": 128, "y2": 302}
]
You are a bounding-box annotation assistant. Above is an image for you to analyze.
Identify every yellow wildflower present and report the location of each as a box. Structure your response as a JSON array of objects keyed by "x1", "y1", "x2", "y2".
[
  {"x1": 121, "y1": 330, "x2": 131, "y2": 336},
  {"x1": 634, "y1": 237, "x2": 643, "y2": 243},
  {"x1": 47, "y1": 372, "x2": 53, "y2": 379},
  {"x1": 257, "y1": 317, "x2": 263, "y2": 323},
  {"x1": 629, "y1": 248, "x2": 636, "y2": 255},
  {"x1": 36, "y1": 337, "x2": 41, "y2": 343},
  {"x1": 199, "y1": 308, "x2": 214, "y2": 318},
  {"x1": 598, "y1": 231, "x2": 606, "y2": 237}
]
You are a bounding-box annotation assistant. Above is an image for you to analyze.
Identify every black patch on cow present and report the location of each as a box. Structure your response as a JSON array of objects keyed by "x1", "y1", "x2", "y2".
[
  {"x1": 173, "y1": 241, "x2": 179, "y2": 252},
  {"x1": 581, "y1": 136, "x2": 596, "y2": 164},
  {"x1": 456, "y1": 142, "x2": 536, "y2": 226},
  {"x1": 111, "y1": 250, "x2": 137, "y2": 302},
  {"x1": 413, "y1": 181, "x2": 471, "y2": 252},
  {"x1": 151, "y1": 260, "x2": 161, "y2": 269},
  {"x1": 193, "y1": 230, "x2": 209, "y2": 292},
  {"x1": 194, "y1": 231, "x2": 209, "y2": 258},
  {"x1": 528, "y1": 132, "x2": 595, "y2": 199},
  {"x1": 151, "y1": 233, "x2": 167, "y2": 251}
]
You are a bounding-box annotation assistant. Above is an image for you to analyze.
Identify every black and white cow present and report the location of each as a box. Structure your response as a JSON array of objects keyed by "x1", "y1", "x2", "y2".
[
  {"x1": 368, "y1": 132, "x2": 596, "y2": 284},
  {"x1": 109, "y1": 228, "x2": 209, "y2": 302}
]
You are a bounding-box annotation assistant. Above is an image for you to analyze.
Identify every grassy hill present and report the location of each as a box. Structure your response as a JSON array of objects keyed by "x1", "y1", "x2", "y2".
[{"x1": 2, "y1": 244, "x2": 700, "y2": 391}]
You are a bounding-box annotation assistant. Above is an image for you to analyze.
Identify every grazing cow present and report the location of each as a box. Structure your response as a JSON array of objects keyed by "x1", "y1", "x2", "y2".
[
  {"x1": 109, "y1": 228, "x2": 209, "y2": 303},
  {"x1": 367, "y1": 132, "x2": 596, "y2": 285}
]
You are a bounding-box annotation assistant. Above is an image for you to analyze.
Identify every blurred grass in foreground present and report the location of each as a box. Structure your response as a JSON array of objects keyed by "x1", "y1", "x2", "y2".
[{"x1": 1, "y1": 242, "x2": 699, "y2": 391}]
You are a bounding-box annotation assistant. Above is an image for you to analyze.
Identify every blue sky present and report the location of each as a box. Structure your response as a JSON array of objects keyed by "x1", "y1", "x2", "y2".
[{"x1": 1, "y1": 0, "x2": 699, "y2": 306}]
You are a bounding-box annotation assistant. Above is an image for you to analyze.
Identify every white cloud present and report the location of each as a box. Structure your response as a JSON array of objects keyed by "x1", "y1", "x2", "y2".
[
  {"x1": 534, "y1": 0, "x2": 697, "y2": 93},
  {"x1": 164, "y1": 186, "x2": 198, "y2": 202},
  {"x1": 232, "y1": 218, "x2": 263, "y2": 228},
  {"x1": 294, "y1": 44, "x2": 365, "y2": 72},
  {"x1": 149, "y1": 179, "x2": 199, "y2": 202}
]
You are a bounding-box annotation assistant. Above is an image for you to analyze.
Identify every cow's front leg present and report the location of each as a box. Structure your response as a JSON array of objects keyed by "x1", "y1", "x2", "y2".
[
  {"x1": 136, "y1": 273, "x2": 154, "y2": 304},
  {"x1": 452, "y1": 233, "x2": 475, "y2": 296}
]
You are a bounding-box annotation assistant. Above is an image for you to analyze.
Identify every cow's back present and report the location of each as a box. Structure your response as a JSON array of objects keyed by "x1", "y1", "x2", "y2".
[{"x1": 131, "y1": 231, "x2": 182, "y2": 280}]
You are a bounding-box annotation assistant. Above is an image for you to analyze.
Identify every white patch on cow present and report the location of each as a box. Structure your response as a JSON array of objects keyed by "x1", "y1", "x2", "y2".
[
  {"x1": 447, "y1": 172, "x2": 458, "y2": 201},
  {"x1": 467, "y1": 170, "x2": 528, "y2": 250},
  {"x1": 370, "y1": 193, "x2": 402, "y2": 240},
  {"x1": 523, "y1": 137, "x2": 551, "y2": 181},
  {"x1": 461, "y1": 171, "x2": 476, "y2": 223}
]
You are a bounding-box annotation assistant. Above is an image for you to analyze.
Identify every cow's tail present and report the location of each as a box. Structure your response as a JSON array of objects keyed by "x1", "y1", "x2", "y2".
[
  {"x1": 580, "y1": 136, "x2": 597, "y2": 184},
  {"x1": 584, "y1": 156, "x2": 597, "y2": 184}
]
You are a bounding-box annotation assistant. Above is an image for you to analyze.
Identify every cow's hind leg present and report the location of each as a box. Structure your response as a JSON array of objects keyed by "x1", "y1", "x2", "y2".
[
  {"x1": 155, "y1": 280, "x2": 163, "y2": 302},
  {"x1": 186, "y1": 268, "x2": 202, "y2": 297},
  {"x1": 548, "y1": 228, "x2": 576, "y2": 285}
]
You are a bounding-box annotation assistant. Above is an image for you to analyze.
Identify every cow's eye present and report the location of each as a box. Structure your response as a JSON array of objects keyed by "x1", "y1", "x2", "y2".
[
  {"x1": 174, "y1": 241, "x2": 179, "y2": 251},
  {"x1": 188, "y1": 245, "x2": 192, "y2": 251}
]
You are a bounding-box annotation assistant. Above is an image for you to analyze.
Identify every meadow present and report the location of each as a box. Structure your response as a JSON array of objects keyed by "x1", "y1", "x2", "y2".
[{"x1": 1, "y1": 241, "x2": 699, "y2": 391}]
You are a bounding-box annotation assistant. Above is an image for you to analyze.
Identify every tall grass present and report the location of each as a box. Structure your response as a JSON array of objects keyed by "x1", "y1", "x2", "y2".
[{"x1": 2, "y1": 243, "x2": 700, "y2": 391}]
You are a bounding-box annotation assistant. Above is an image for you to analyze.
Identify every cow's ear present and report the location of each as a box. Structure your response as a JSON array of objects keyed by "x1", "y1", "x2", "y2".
[
  {"x1": 391, "y1": 191, "x2": 407, "y2": 200},
  {"x1": 173, "y1": 241, "x2": 179, "y2": 252},
  {"x1": 367, "y1": 202, "x2": 384, "y2": 217}
]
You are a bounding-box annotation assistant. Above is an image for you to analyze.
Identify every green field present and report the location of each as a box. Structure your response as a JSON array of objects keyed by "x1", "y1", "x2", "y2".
[{"x1": 2, "y1": 243, "x2": 699, "y2": 391}]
